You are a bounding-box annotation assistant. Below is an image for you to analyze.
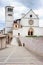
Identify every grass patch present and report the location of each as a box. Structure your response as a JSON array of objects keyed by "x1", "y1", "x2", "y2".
[
  {"x1": 26, "y1": 35, "x2": 43, "y2": 37},
  {"x1": 26, "y1": 35, "x2": 37, "y2": 37}
]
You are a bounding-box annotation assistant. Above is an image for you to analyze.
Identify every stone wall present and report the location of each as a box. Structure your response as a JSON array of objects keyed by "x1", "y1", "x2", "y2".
[
  {"x1": 0, "y1": 35, "x2": 7, "y2": 49},
  {"x1": 19, "y1": 37, "x2": 43, "y2": 56},
  {"x1": 13, "y1": 27, "x2": 43, "y2": 36}
]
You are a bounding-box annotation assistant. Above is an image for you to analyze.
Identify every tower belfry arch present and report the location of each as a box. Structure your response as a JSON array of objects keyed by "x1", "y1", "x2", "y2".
[{"x1": 5, "y1": 6, "x2": 14, "y2": 33}]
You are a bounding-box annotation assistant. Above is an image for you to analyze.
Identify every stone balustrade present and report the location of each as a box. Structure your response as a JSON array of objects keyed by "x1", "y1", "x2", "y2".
[{"x1": 19, "y1": 37, "x2": 43, "y2": 56}]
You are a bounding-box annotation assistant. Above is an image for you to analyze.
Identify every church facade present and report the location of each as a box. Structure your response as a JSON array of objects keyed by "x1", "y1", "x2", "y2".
[{"x1": 13, "y1": 9, "x2": 43, "y2": 37}]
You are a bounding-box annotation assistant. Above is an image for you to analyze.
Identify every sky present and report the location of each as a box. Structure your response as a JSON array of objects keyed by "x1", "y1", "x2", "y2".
[{"x1": 0, "y1": 0, "x2": 43, "y2": 29}]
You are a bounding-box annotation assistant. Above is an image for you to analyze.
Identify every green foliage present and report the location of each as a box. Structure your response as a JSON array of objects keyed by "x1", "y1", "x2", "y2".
[
  {"x1": 26, "y1": 35, "x2": 43, "y2": 37},
  {"x1": 26, "y1": 35, "x2": 37, "y2": 37}
]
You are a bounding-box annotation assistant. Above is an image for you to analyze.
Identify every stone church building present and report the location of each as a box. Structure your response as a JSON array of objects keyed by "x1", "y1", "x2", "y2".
[
  {"x1": 13, "y1": 9, "x2": 43, "y2": 36},
  {"x1": 5, "y1": 6, "x2": 43, "y2": 37}
]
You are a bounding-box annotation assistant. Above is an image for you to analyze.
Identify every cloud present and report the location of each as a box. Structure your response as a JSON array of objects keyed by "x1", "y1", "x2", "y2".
[
  {"x1": 0, "y1": 7, "x2": 5, "y2": 29},
  {"x1": 0, "y1": 0, "x2": 14, "y2": 7},
  {"x1": 34, "y1": 9, "x2": 43, "y2": 19},
  {"x1": 13, "y1": 4, "x2": 29, "y2": 19},
  {"x1": 34, "y1": 9, "x2": 43, "y2": 15},
  {"x1": 16, "y1": 0, "x2": 43, "y2": 9},
  {"x1": 0, "y1": 7, "x2": 5, "y2": 22},
  {"x1": 39, "y1": 19, "x2": 43, "y2": 27}
]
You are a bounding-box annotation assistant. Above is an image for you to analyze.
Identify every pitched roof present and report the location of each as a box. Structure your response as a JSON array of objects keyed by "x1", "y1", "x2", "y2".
[{"x1": 21, "y1": 9, "x2": 39, "y2": 19}]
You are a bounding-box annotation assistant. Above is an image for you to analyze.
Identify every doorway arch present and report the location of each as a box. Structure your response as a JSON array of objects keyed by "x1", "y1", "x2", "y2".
[{"x1": 28, "y1": 28, "x2": 34, "y2": 36}]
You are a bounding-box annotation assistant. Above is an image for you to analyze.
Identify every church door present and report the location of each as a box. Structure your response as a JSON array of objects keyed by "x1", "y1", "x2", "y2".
[
  {"x1": 28, "y1": 31, "x2": 33, "y2": 36},
  {"x1": 28, "y1": 28, "x2": 33, "y2": 36},
  {"x1": 31, "y1": 31, "x2": 33, "y2": 35}
]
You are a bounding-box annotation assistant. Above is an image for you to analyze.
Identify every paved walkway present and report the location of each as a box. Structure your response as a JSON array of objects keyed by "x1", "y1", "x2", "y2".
[{"x1": 0, "y1": 46, "x2": 43, "y2": 65}]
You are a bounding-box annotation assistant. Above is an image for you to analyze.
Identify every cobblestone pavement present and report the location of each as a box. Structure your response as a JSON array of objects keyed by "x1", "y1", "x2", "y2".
[{"x1": 0, "y1": 46, "x2": 43, "y2": 65}]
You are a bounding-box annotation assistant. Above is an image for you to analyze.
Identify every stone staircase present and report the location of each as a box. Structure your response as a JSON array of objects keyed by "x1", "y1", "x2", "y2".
[
  {"x1": 11, "y1": 37, "x2": 18, "y2": 46},
  {"x1": 11, "y1": 37, "x2": 22, "y2": 46},
  {"x1": 16, "y1": 37, "x2": 22, "y2": 46}
]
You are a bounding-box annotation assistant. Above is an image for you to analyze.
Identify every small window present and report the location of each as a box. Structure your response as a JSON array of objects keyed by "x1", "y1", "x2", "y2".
[
  {"x1": 30, "y1": 15, "x2": 32, "y2": 17},
  {"x1": 14, "y1": 24, "x2": 18, "y2": 28},
  {"x1": 18, "y1": 33, "x2": 20, "y2": 36},
  {"x1": 8, "y1": 8, "x2": 13, "y2": 12},
  {"x1": 14, "y1": 21, "x2": 17, "y2": 23},
  {"x1": 8, "y1": 14, "x2": 12, "y2": 16},
  {"x1": 15, "y1": 25, "x2": 17, "y2": 28}
]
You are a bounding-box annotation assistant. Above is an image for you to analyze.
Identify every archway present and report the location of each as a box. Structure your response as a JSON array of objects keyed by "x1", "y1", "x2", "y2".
[{"x1": 28, "y1": 28, "x2": 34, "y2": 36}]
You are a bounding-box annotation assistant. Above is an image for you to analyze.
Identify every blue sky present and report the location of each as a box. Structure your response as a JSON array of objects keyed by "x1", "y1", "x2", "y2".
[{"x1": 0, "y1": 0, "x2": 43, "y2": 30}]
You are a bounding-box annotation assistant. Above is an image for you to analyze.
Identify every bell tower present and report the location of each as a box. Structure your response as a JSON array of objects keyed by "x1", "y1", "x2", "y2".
[{"x1": 5, "y1": 6, "x2": 14, "y2": 33}]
